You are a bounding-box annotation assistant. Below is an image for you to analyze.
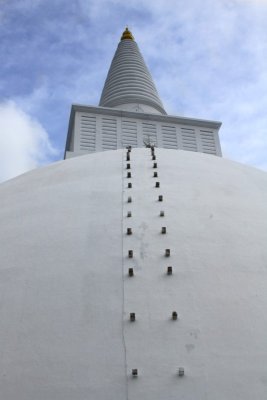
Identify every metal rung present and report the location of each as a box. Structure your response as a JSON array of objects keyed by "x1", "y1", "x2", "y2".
[
  {"x1": 167, "y1": 266, "x2": 172, "y2": 275},
  {"x1": 165, "y1": 249, "x2": 170, "y2": 257},
  {"x1": 172, "y1": 311, "x2": 178, "y2": 320},
  {"x1": 130, "y1": 312, "x2": 135, "y2": 321}
]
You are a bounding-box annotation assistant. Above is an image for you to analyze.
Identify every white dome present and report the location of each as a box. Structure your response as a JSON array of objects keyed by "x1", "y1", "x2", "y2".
[{"x1": 0, "y1": 148, "x2": 267, "y2": 399}]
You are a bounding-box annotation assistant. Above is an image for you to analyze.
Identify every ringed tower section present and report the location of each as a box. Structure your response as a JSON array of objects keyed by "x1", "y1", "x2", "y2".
[
  {"x1": 99, "y1": 27, "x2": 166, "y2": 115},
  {"x1": 64, "y1": 28, "x2": 222, "y2": 158}
]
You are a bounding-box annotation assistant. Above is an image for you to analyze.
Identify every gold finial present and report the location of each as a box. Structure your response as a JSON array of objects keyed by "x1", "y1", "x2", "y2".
[{"x1": 121, "y1": 27, "x2": 134, "y2": 41}]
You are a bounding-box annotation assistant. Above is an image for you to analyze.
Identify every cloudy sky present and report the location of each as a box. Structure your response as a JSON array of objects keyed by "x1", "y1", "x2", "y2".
[{"x1": 1, "y1": 0, "x2": 267, "y2": 182}]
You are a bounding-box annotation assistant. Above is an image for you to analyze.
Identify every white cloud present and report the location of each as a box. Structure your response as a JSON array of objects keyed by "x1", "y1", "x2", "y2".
[{"x1": 0, "y1": 101, "x2": 57, "y2": 183}]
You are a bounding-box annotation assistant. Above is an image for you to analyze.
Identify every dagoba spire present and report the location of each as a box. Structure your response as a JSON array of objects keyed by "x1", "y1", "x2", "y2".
[
  {"x1": 120, "y1": 26, "x2": 134, "y2": 41},
  {"x1": 99, "y1": 27, "x2": 166, "y2": 115}
]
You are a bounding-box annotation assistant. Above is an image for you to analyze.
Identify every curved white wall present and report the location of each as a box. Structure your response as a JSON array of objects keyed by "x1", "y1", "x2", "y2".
[{"x1": 0, "y1": 148, "x2": 267, "y2": 399}]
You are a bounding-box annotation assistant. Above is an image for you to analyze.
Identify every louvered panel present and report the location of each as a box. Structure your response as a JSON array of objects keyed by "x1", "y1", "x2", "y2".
[
  {"x1": 200, "y1": 130, "x2": 216, "y2": 154},
  {"x1": 121, "y1": 120, "x2": 138, "y2": 147},
  {"x1": 102, "y1": 117, "x2": 117, "y2": 150},
  {"x1": 161, "y1": 125, "x2": 177, "y2": 149},
  {"x1": 67, "y1": 107, "x2": 222, "y2": 158},
  {"x1": 80, "y1": 115, "x2": 96, "y2": 151},
  {"x1": 181, "y1": 128, "x2": 197, "y2": 152},
  {"x1": 142, "y1": 122, "x2": 157, "y2": 146}
]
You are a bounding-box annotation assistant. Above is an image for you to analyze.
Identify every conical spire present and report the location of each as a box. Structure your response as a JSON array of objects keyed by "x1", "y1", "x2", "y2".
[{"x1": 99, "y1": 28, "x2": 166, "y2": 115}]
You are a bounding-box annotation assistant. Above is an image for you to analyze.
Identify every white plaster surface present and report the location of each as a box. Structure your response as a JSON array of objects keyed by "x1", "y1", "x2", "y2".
[{"x1": 0, "y1": 148, "x2": 267, "y2": 399}]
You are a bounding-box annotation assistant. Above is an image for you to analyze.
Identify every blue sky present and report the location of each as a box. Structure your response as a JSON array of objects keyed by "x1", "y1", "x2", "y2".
[{"x1": 1, "y1": 0, "x2": 267, "y2": 182}]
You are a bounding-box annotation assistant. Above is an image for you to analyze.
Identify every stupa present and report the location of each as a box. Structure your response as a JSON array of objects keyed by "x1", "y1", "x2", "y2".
[{"x1": 0, "y1": 28, "x2": 267, "y2": 400}]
